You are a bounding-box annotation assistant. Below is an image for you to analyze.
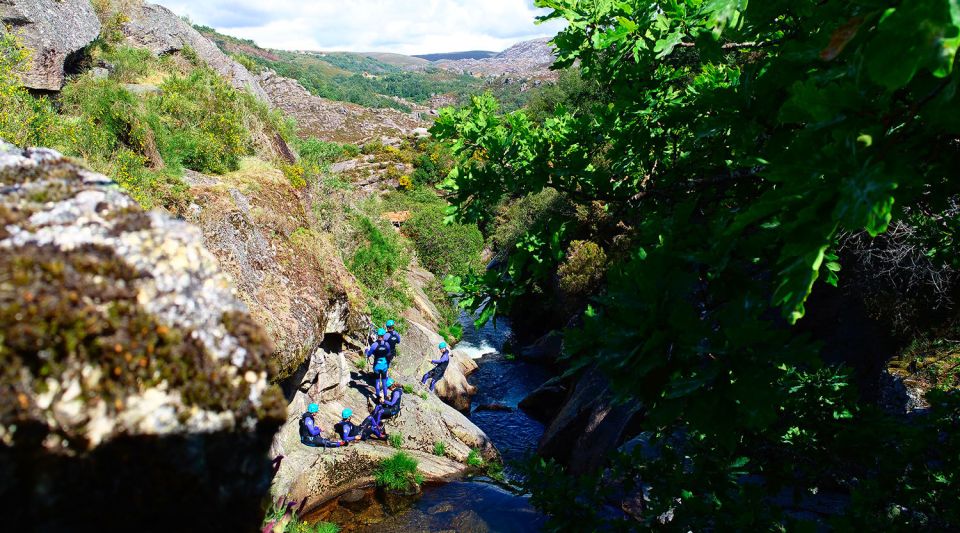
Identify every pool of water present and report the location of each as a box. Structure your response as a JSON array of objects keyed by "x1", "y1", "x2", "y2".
[
  {"x1": 358, "y1": 480, "x2": 546, "y2": 532},
  {"x1": 458, "y1": 312, "x2": 551, "y2": 473}
]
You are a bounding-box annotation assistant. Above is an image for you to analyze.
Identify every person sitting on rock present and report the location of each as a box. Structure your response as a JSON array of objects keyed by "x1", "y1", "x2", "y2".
[
  {"x1": 335, "y1": 408, "x2": 363, "y2": 443},
  {"x1": 300, "y1": 403, "x2": 345, "y2": 448},
  {"x1": 372, "y1": 378, "x2": 403, "y2": 426},
  {"x1": 421, "y1": 342, "x2": 451, "y2": 392},
  {"x1": 359, "y1": 412, "x2": 388, "y2": 441},
  {"x1": 366, "y1": 329, "x2": 392, "y2": 402},
  {"x1": 384, "y1": 320, "x2": 401, "y2": 363}
]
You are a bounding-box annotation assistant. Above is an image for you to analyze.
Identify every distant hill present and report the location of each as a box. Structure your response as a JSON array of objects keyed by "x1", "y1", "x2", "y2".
[
  {"x1": 431, "y1": 38, "x2": 558, "y2": 80},
  {"x1": 414, "y1": 51, "x2": 497, "y2": 62},
  {"x1": 361, "y1": 52, "x2": 431, "y2": 68}
]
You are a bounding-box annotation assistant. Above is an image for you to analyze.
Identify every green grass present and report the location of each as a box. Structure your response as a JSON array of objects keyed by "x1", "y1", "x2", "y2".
[
  {"x1": 467, "y1": 448, "x2": 484, "y2": 467},
  {"x1": 262, "y1": 499, "x2": 339, "y2": 533},
  {"x1": 402, "y1": 384, "x2": 414, "y2": 394},
  {"x1": 419, "y1": 392, "x2": 428, "y2": 400},
  {"x1": 374, "y1": 452, "x2": 424, "y2": 491},
  {"x1": 0, "y1": 35, "x2": 294, "y2": 212},
  {"x1": 388, "y1": 433, "x2": 404, "y2": 449},
  {"x1": 433, "y1": 441, "x2": 446, "y2": 457},
  {"x1": 353, "y1": 357, "x2": 366, "y2": 371},
  {"x1": 349, "y1": 215, "x2": 407, "y2": 288}
]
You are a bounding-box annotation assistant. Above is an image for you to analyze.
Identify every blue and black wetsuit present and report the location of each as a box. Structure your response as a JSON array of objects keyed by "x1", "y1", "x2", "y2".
[
  {"x1": 384, "y1": 329, "x2": 401, "y2": 363},
  {"x1": 336, "y1": 419, "x2": 362, "y2": 442},
  {"x1": 421, "y1": 349, "x2": 450, "y2": 392},
  {"x1": 366, "y1": 340, "x2": 391, "y2": 400},
  {"x1": 373, "y1": 388, "x2": 403, "y2": 426},
  {"x1": 299, "y1": 413, "x2": 342, "y2": 448}
]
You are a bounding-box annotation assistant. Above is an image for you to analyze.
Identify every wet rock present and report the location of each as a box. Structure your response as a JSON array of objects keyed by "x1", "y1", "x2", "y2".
[
  {"x1": 0, "y1": 141, "x2": 285, "y2": 529},
  {"x1": 122, "y1": 3, "x2": 269, "y2": 102},
  {"x1": 0, "y1": 0, "x2": 101, "y2": 91},
  {"x1": 451, "y1": 509, "x2": 492, "y2": 533},
  {"x1": 520, "y1": 330, "x2": 564, "y2": 362},
  {"x1": 518, "y1": 376, "x2": 569, "y2": 422},
  {"x1": 428, "y1": 502, "x2": 456, "y2": 514}
]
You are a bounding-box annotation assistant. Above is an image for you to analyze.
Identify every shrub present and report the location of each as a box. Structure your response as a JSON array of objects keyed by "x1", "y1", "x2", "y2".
[
  {"x1": 349, "y1": 216, "x2": 407, "y2": 287},
  {"x1": 404, "y1": 208, "x2": 484, "y2": 278},
  {"x1": 402, "y1": 384, "x2": 414, "y2": 394},
  {"x1": 557, "y1": 240, "x2": 607, "y2": 296},
  {"x1": 467, "y1": 449, "x2": 484, "y2": 467},
  {"x1": 374, "y1": 452, "x2": 423, "y2": 491},
  {"x1": 101, "y1": 46, "x2": 156, "y2": 83},
  {"x1": 152, "y1": 68, "x2": 250, "y2": 174},
  {"x1": 433, "y1": 441, "x2": 446, "y2": 457},
  {"x1": 0, "y1": 32, "x2": 58, "y2": 147},
  {"x1": 398, "y1": 174, "x2": 413, "y2": 190},
  {"x1": 388, "y1": 433, "x2": 403, "y2": 449},
  {"x1": 491, "y1": 188, "x2": 562, "y2": 252},
  {"x1": 231, "y1": 53, "x2": 262, "y2": 74},
  {"x1": 281, "y1": 162, "x2": 307, "y2": 188}
]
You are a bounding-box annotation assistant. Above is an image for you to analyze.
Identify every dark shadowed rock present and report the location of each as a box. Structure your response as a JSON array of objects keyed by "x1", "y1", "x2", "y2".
[
  {"x1": 518, "y1": 375, "x2": 569, "y2": 422},
  {"x1": 538, "y1": 367, "x2": 641, "y2": 475},
  {"x1": 0, "y1": 0, "x2": 100, "y2": 91},
  {"x1": 520, "y1": 330, "x2": 564, "y2": 362},
  {"x1": 0, "y1": 141, "x2": 285, "y2": 530},
  {"x1": 122, "y1": 3, "x2": 269, "y2": 102}
]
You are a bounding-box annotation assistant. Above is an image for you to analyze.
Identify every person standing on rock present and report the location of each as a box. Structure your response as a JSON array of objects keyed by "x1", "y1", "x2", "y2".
[
  {"x1": 335, "y1": 408, "x2": 363, "y2": 443},
  {"x1": 384, "y1": 319, "x2": 401, "y2": 364},
  {"x1": 300, "y1": 403, "x2": 345, "y2": 448},
  {"x1": 366, "y1": 329, "x2": 392, "y2": 402},
  {"x1": 421, "y1": 342, "x2": 451, "y2": 392}
]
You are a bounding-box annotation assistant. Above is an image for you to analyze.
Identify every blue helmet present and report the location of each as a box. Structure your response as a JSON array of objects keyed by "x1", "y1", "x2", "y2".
[
  {"x1": 308, "y1": 403, "x2": 319, "y2": 414},
  {"x1": 377, "y1": 328, "x2": 387, "y2": 336},
  {"x1": 342, "y1": 408, "x2": 353, "y2": 419},
  {"x1": 439, "y1": 342, "x2": 447, "y2": 349},
  {"x1": 385, "y1": 378, "x2": 395, "y2": 388},
  {"x1": 386, "y1": 320, "x2": 395, "y2": 328}
]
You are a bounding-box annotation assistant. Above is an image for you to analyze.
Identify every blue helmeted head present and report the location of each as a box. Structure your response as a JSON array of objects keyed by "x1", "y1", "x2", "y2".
[{"x1": 308, "y1": 403, "x2": 319, "y2": 414}]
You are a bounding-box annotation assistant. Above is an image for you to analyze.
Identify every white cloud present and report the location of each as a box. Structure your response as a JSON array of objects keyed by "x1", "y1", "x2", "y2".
[{"x1": 156, "y1": 0, "x2": 566, "y2": 55}]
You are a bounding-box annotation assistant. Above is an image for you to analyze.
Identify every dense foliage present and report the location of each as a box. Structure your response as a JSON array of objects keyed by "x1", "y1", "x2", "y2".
[{"x1": 435, "y1": 0, "x2": 960, "y2": 529}]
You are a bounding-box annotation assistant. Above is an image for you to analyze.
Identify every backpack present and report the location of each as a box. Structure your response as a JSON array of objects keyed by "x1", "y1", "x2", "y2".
[{"x1": 299, "y1": 413, "x2": 314, "y2": 440}]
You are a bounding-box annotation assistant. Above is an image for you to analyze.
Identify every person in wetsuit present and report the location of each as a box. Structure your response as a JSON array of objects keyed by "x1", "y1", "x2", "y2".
[
  {"x1": 421, "y1": 342, "x2": 451, "y2": 392},
  {"x1": 335, "y1": 408, "x2": 363, "y2": 443},
  {"x1": 384, "y1": 320, "x2": 401, "y2": 364},
  {"x1": 299, "y1": 403, "x2": 345, "y2": 448},
  {"x1": 372, "y1": 378, "x2": 403, "y2": 427},
  {"x1": 366, "y1": 328, "x2": 391, "y2": 402}
]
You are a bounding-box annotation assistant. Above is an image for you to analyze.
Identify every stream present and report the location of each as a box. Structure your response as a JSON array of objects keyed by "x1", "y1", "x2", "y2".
[{"x1": 356, "y1": 312, "x2": 551, "y2": 532}]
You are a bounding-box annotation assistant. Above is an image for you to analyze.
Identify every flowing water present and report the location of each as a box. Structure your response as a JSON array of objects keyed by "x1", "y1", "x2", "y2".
[{"x1": 350, "y1": 311, "x2": 551, "y2": 531}]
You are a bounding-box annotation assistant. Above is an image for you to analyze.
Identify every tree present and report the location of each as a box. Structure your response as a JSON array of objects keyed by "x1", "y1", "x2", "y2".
[{"x1": 434, "y1": 0, "x2": 960, "y2": 528}]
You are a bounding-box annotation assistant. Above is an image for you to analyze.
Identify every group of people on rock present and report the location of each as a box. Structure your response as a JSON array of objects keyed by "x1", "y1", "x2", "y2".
[{"x1": 299, "y1": 319, "x2": 454, "y2": 449}]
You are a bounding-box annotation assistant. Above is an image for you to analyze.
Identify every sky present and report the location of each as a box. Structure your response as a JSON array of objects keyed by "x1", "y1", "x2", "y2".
[{"x1": 156, "y1": 0, "x2": 566, "y2": 55}]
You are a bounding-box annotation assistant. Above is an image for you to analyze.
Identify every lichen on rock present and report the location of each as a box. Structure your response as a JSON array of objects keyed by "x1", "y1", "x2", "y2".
[{"x1": 0, "y1": 141, "x2": 285, "y2": 529}]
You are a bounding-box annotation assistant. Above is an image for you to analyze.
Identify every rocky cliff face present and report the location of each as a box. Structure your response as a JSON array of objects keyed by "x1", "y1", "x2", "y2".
[
  {"x1": 257, "y1": 70, "x2": 426, "y2": 144},
  {"x1": 122, "y1": 2, "x2": 270, "y2": 102},
  {"x1": 0, "y1": 0, "x2": 101, "y2": 91},
  {"x1": 0, "y1": 142, "x2": 285, "y2": 529},
  {"x1": 183, "y1": 160, "x2": 368, "y2": 379}
]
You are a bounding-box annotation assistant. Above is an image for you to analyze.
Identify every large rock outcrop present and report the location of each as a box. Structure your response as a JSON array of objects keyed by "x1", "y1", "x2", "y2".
[
  {"x1": 0, "y1": 0, "x2": 101, "y2": 91},
  {"x1": 0, "y1": 142, "x2": 286, "y2": 530},
  {"x1": 269, "y1": 345, "x2": 495, "y2": 514},
  {"x1": 269, "y1": 266, "x2": 490, "y2": 513},
  {"x1": 537, "y1": 367, "x2": 641, "y2": 475},
  {"x1": 122, "y1": 3, "x2": 270, "y2": 102},
  {"x1": 184, "y1": 159, "x2": 368, "y2": 379},
  {"x1": 256, "y1": 70, "x2": 426, "y2": 144}
]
